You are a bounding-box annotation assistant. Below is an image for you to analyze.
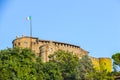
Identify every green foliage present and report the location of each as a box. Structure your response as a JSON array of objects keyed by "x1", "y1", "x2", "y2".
[
  {"x1": 112, "y1": 52, "x2": 120, "y2": 72},
  {"x1": 0, "y1": 47, "x2": 63, "y2": 80},
  {"x1": 49, "y1": 50, "x2": 79, "y2": 80},
  {"x1": 43, "y1": 62, "x2": 63, "y2": 80},
  {"x1": 0, "y1": 47, "x2": 114, "y2": 80},
  {"x1": 87, "y1": 70, "x2": 114, "y2": 80},
  {"x1": 0, "y1": 47, "x2": 37, "y2": 80},
  {"x1": 76, "y1": 55, "x2": 94, "y2": 80},
  {"x1": 112, "y1": 53, "x2": 120, "y2": 65}
]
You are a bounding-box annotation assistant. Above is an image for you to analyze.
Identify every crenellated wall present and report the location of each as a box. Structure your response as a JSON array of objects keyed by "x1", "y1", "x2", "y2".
[
  {"x1": 12, "y1": 35, "x2": 112, "y2": 72},
  {"x1": 12, "y1": 35, "x2": 88, "y2": 62}
]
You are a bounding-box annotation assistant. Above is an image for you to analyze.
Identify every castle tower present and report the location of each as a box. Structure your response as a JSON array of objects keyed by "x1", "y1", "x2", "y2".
[{"x1": 12, "y1": 35, "x2": 40, "y2": 56}]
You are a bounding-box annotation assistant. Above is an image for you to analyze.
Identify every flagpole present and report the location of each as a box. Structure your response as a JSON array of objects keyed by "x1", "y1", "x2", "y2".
[{"x1": 30, "y1": 16, "x2": 32, "y2": 49}]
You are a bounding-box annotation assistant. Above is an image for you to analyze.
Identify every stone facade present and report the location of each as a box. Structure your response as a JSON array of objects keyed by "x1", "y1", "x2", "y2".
[
  {"x1": 12, "y1": 35, "x2": 88, "y2": 62},
  {"x1": 12, "y1": 35, "x2": 112, "y2": 72}
]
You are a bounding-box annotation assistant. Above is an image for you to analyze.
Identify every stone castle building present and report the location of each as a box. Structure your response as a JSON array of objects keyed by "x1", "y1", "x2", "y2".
[{"x1": 12, "y1": 35, "x2": 112, "y2": 72}]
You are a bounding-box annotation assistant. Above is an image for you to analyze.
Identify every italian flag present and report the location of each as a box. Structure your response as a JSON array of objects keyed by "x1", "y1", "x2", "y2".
[{"x1": 26, "y1": 16, "x2": 31, "y2": 21}]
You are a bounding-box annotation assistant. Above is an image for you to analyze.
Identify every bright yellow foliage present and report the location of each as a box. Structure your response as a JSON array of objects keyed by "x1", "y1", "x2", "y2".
[
  {"x1": 99, "y1": 58, "x2": 112, "y2": 72},
  {"x1": 91, "y1": 57, "x2": 112, "y2": 72},
  {"x1": 91, "y1": 58, "x2": 100, "y2": 71}
]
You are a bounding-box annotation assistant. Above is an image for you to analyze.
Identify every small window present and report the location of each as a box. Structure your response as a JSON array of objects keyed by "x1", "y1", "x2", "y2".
[
  {"x1": 34, "y1": 42, "x2": 36, "y2": 45},
  {"x1": 39, "y1": 47, "x2": 43, "y2": 57},
  {"x1": 18, "y1": 42, "x2": 20, "y2": 45}
]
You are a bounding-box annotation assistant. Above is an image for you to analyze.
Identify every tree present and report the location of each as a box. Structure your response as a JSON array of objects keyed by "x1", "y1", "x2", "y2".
[
  {"x1": 43, "y1": 61, "x2": 63, "y2": 80},
  {"x1": 49, "y1": 50, "x2": 79, "y2": 80},
  {"x1": 0, "y1": 47, "x2": 114, "y2": 80},
  {"x1": 0, "y1": 47, "x2": 39, "y2": 80},
  {"x1": 75, "y1": 55, "x2": 94, "y2": 80},
  {"x1": 111, "y1": 52, "x2": 120, "y2": 79},
  {"x1": 0, "y1": 47, "x2": 64, "y2": 80},
  {"x1": 112, "y1": 52, "x2": 120, "y2": 72},
  {"x1": 87, "y1": 70, "x2": 114, "y2": 80},
  {"x1": 34, "y1": 57, "x2": 45, "y2": 80}
]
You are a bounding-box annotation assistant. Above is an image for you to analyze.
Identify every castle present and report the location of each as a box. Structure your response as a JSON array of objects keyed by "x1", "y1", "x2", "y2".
[{"x1": 12, "y1": 35, "x2": 112, "y2": 72}]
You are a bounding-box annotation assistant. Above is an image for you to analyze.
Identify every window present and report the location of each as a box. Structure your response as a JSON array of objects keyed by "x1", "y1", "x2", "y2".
[
  {"x1": 18, "y1": 42, "x2": 20, "y2": 45},
  {"x1": 34, "y1": 42, "x2": 36, "y2": 45},
  {"x1": 39, "y1": 47, "x2": 43, "y2": 56}
]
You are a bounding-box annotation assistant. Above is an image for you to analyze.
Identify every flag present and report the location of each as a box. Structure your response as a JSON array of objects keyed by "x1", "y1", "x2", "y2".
[{"x1": 26, "y1": 16, "x2": 31, "y2": 21}]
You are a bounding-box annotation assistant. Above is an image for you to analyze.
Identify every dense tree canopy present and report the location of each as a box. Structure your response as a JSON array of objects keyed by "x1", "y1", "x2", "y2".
[
  {"x1": 0, "y1": 47, "x2": 114, "y2": 80},
  {"x1": 0, "y1": 47, "x2": 37, "y2": 79},
  {"x1": 0, "y1": 47, "x2": 62, "y2": 80},
  {"x1": 87, "y1": 70, "x2": 114, "y2": 80},
  {"x1": 49, "y1": 50, "x2": 79, "y2": 80},
  {"x1": 75, "y1": 55, "x2": 94, "y2": 80}
]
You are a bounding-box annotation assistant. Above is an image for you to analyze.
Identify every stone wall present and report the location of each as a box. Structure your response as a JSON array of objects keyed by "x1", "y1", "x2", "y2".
[
  {"x1": 12, "y1": 35, "x2": 88, "y2": 62},
  {"x1": 12, "y1": 35, "x2": 112, "y2": 72}
]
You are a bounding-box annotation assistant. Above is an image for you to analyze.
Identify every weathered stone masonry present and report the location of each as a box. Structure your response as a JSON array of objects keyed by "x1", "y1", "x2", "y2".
[{"x1": 12, "y1": 35, "x2": 112, "y2": 72}]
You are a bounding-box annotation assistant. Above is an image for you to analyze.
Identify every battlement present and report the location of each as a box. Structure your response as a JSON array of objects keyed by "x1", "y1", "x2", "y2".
[
  {"x1": 13, "y1": 35, "x2": 81, "y2": 49},
  {"x1": 12, "y1": 35, "x2": 88, "y2": 62}
]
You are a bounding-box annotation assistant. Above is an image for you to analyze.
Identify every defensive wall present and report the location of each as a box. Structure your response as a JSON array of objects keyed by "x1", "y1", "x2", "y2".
[{"x1": 12, "y1": 35, "x2": 112, "y2": 72}]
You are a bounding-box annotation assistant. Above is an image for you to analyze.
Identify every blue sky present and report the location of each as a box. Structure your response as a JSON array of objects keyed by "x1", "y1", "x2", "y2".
[{"x1": 0, "y1": 0, "x2": 120, "y2": 58}]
